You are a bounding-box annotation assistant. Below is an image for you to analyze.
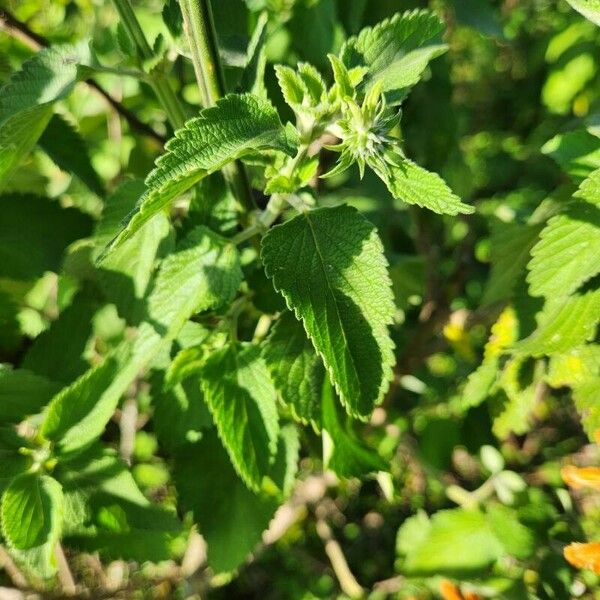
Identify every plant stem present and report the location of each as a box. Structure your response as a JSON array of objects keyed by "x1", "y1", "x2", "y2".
[
  {"x1": 111, "y1": 0, "x2": 187, "y2": 129},
  {"x1": 179, "y1": 0, "x2": 256, "y2": 212}
]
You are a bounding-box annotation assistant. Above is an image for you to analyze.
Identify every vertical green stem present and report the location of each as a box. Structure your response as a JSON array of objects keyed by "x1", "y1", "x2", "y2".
[
  {"x1": 112, "y1": 0, "x2": 187, "y2": 129},
  {"x1": 179, "y1": 0, "x2": 256, "y2": 212}
]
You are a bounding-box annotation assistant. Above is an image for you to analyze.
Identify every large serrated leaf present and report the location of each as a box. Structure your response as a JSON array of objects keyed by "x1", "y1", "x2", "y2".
[
  {"x1": 42, "y1": 227, "x2": 242, "y2": 454},
  {"x1": 201, "y1": 344, "x2": 279, "y2": 491},
  {"x1": 528, "y1": 201, "x2": 600, "y2": 298},
  {"x1": 262, "y1": 205, "x2": 395, "y2": 419},
  {"x1": 104, "y1": 94, "x2": 297, "y2": 253},
  {"x1": 340, "y1": 9, "x2": 447, "y2": 104},
  {"x1": 262, "y1": 311, "x2": 325, "y2": 427}
]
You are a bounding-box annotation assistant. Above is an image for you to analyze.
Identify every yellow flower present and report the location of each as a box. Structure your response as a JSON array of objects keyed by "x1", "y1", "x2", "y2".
[
  {"x1": 564, "y1": 542, "x2": 600, "y2": 573},
  {"x1": 439, "y1": 580, "x2": 481, "y2": 600},
  {"x1": 561, "y1": 465, "x2": 600, "y2": 491}
]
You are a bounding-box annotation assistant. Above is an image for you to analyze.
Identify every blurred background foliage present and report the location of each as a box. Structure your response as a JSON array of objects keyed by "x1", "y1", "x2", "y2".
[{"x1": 1, "y1": 0, "x2": 600, "y2": 598}]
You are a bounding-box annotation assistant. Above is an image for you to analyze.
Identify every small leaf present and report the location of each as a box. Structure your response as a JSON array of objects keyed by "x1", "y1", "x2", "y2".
[
  {"x1": 340, "y1": 9, "x2": 447, "y2": 104},
  {"x1": 201, "y1": 344, "x2": 279, "y2": 491},
  {"x1": 374, "y1": 158, "x2": 474, "y2": 216},
  {"x1": 1, "y1": 474, "x2": 63, "y2": 551},
  {"x1": 573, "y1": 378, "x2": 600, "y2": 440},
  {"x1": 542, "y1": 129, "x2": 600, "y2": 181},
  {"x1": 262, "y1": 311, "x2": 325, "y2": 426},
  {"x1": 262, "y1": 205, "x2": 395, "y2": 418},
  {"x1": 104, "y1": 94, "x2": 298, "y2": 253}
]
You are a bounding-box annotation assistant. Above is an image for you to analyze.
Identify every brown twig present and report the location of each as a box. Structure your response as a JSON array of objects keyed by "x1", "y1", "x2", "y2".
[
  {"x1": 54, "y1": 544, "x2": 77, "y2": 596},
  {"x1": 0, "y1": 546, "x2": 28, "y2": 589},
  {"x1": 0, "y1": 8, "x2": 166, "y2": 145}
]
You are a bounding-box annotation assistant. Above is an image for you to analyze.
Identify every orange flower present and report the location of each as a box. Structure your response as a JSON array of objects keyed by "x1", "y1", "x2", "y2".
[
  {"x1": 440, "y1": 581, "x2": 464, "y2": 600},
  {"x1": 595, "y1": 430, "x2": 600, "y2": 444},
  {"x1": 561, "y1": 465, "x2": 600, "y2": 491},
  {"x1": 439, "y1": 580, "x2": 481, "y2": 600},
  {"x1": 564, "y1": 542, "x2": 600, "y2": 573}
]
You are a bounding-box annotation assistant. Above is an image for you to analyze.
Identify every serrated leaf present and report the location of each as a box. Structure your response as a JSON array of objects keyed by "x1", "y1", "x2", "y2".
[
  {"x1": 483, "y1": 221, "x2": 543, "y2": 305},
  {"x1": 201, "y1": 344, "x2": 279, "y2": 491},
  {"x1": 104, "y1": 94, "x2": 298, "y2": 252},
  {"x1": 374, "y1": 158, "x2": 474, "y2": 216},
  {"x1": 575, "y1": 167, "x2": 600, "y2": 205},
  {"x1": 0, "y1": 367, "x2": 60, "y2": 423},
  {"x1": 566, "y1": 0, "x2": 600, "y2": 26},
  {"x1": 1, "y1": 473, "x2": 63, "y2": 577},
  {"x1": 0, "y1": 195, "x2": 92, "y2": 281},
  {"x1": 38, "y1": 114, "x2": 104, "y2": 196},
  {"x1": 322, "y1": 379, "x2": 386, "y2": 478},
  {"x1": 340, "y1": 9, "x2": 447, "y2": 105},
  {"x1": 573, "y1": 378, "x2": 600, "y2": 439},
  {"x1": 262, "y1": 205, "x2": 395, "y2": 418},
  {"x1": 174, "y1": 430, "x2": 280, "y2": 573},
  {"x1": 514, "y1": 289, "x2": 600, "y2": 357},
  {"x1": 42, "y1": 228, "x2": 242, "y2": 454},
  {"x1": 528, "y1": 202, "x2": 600, "y2": 298},
  {"x1": 262, "y1": 311, "x2": 324, "y2": 426}
]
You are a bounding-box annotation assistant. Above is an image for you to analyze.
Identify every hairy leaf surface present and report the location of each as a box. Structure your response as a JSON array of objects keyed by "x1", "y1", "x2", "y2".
[
  {"x1": 201, "y1": 344, "x2": 279, "y2": 491},
  {"x1": 262, "y1": 205, "x2": 395, "y2": 418},
  {"x1": 105, "y1": 94, "x2": 297, "y2": 252}
]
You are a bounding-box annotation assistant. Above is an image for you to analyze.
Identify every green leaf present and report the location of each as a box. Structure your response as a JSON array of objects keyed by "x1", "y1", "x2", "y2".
[
  {"x1": 0, "y1": 194, "x2": 93, "y2": 281},
  {"x1": 486, "y1": 504, "x2": 535, "y2": 560},
  {"x1": 566, "y1": 0, "x2": 600, "y2": 26},
  {"x1": 573, "y1": 378, "x2": 600, "y2": 439},
  {"x1": 575, "y1": 167, "x2": 600, "y2": 206},
  {"x1": 201, "y1": 344, "x2": 279, "y2": 491},
  {"x1": 0, "y1": 43, "x2": 92, "y2": 186},
  {"x1": 399, "y1": 508, "x2": 504, "y2": 576},
  {"x1": 262, "y1": 205, "x2": 395, "y2": 419},
  {"x1": 340, "y1": 9, "x2": 447, "y2": 105},
  {"x1": 542, "y1": 129, "x2": 600, "y2": 181},
  {"x1": 57, "y1": 446, "x2": 184, "y2": 562},
  {"x1": 151, "y1": 375, "x2": 212, "y2": 454},
  {"x1": 42, "y1": 228, "x2": 242, "y2": 454},
  {"x1": 0, "y1": 367, "x2": 60, "y2": 423},
  {"x1": 104, "y1": 94, "x2": 297, "y2": 253},
  {"x1": 23, "y1": 294, "x2": 99, "y2": 384},
  {"x1": 514, "y1": 289, "x2": 600, "y2": 357},
  {"x1": 374, "y1": 158, "x2": 474, "y2": 216},
  {"x1": 1, "y1": 473, "x2": 63, "y2": 550},
  {"x1": 547, "y1": 344, "x2": 600, "y2": 388},
  {"x1": 38, "y1": 114, "x2": 104, "y2": 196},
  {"x1": 262, "y1": 311, "x2": 324, "y2": 426},
  {"x1": 322, "y1": 379, "x2": 387, "y2": 478},
  {"x1": 240, "y1": 12, "x2": 268, "y2": 97},
  {"x1": 0, "y1": 106, "x2": 53, "y2": 187},
  {"x1": 483, "y1": 221, "x2": 543, "y2": 305},
  {"x1": 528, "y1": 202, "x2": 600, "y2": 298},
  {"x1": 174, "y1": 430, "x2": 280, "y2": 573}
]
